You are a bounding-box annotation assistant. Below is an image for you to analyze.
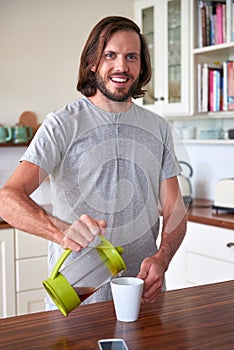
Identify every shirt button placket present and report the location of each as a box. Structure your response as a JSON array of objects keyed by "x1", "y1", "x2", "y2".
[{"x1": 118, "y1": 114, "x2": 123, "y2": 165}]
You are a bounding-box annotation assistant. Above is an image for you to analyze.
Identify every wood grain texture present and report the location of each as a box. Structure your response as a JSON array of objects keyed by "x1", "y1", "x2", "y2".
[
  {"x1": 0, "y1": 281, "x2": 234, "y2": 349},
  {"x1": 188, "y1": 198, "x2": 234, "y2": 230}
]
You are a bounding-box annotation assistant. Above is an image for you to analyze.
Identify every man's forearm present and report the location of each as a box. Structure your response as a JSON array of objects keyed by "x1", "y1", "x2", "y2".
[
  {"x1": 155, "y1": 213, "x2": 187, "y2": 272},
  {"x1": 0, "y1": 186, "x2": 68, "y2": 242}
]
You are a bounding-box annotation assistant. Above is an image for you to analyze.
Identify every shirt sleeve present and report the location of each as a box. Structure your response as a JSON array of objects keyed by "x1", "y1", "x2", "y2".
[
  {"x1": 160, "y1": 121, "x2": 181, "y2": 180},
  {"x1": 20, "y1": 113, "x2": 65, "y2": 175}
]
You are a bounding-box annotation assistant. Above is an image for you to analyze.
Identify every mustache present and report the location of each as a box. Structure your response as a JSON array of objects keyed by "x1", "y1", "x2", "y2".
[{"x1": 110, "y1": 72, "x2": 134, "y2": 79}]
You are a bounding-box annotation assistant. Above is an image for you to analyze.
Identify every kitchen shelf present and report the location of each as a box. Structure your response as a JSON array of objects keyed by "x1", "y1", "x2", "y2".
[
  {"x1": 168, "y1": 111, "x2": 234, "y2": 121},
  {"x1": 0, "y1": 142, "x2": 30, "y2": 147},
  {"x1": 176, "y1": 139, "x2": 234, "y2": 145},
  {"x1": 193, "y1": 42, "x2": 234, "y2": 55}
]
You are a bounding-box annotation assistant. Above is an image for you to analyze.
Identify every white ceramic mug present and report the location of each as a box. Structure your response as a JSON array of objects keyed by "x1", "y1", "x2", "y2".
[{"x1": 110, "y1": 277, "x2": 144, "y2": 322}]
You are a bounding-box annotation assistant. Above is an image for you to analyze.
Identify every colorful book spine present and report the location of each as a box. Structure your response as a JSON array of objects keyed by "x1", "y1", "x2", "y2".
[
  {"x1": 224, "y1": 0, "x2": 234, "y2": 43},
  {"x1": 197, "y1": 63, "x2": 202, "y2": 112},
  {"x1": 202, "y1": 63, "x2": 209, "y2": 112},
  {"x1": 216, "y1": 3, "x2": 223, "y2": 44},
  {"x1": 209, "y1": 69, "x2": 215, "y2": 111},
  {"x1": 227, "y1": 61, "x2": 234, "y2": 110},
  {"x1": 232, "y1": 0, "x2": 234, "y2": 41},
  {"x1": 223, "y1": 60, "x2": 228, "y2": 111},
  {"x1": 215, "y1": 70, "x2": 221, "y2": 111}
]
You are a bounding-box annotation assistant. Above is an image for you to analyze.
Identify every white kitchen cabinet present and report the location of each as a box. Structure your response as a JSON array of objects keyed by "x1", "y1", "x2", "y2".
[
  {"x1": 15, "y1": 229, "x2": 48, "y2": 316},
  {"x1": 0, "y1": 228, "x2": 16, "y2": 318},
  {"x1": 17, "y1": 289, "x2": 46, "y2": 315},
  {"x1": 0, "y1": 228, "x2": 48, "y2": 318},
  {"x1": 166, "y1": 222, "x2": 234, "y2": 290},
  {"x1": 134, "y1": 0, "x2": 191, "y2": 117}
]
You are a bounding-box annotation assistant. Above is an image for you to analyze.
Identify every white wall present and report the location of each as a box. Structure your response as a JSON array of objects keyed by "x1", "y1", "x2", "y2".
[{"x1": 0, "y1": 0, "x2": 134, "y2": 125}]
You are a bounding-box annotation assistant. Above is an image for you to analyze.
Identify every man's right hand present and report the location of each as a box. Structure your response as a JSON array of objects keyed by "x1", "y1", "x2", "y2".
[{"x1": 61, "y1": 214, "x2": 106, "y2": 251}]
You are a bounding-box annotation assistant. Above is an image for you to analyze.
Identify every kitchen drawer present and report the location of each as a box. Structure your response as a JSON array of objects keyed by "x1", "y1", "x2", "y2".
[
  {"x1": 185, "y1": 222, "x2": 234, "y2": 286},
  {"x1": 186, "y1": 251, "x2": 234, "y2": 285},
  {"x1": 186, "y1": 223, "x2": 234, "y2": 263},
  {"x1": 15, "y1": 229, "x2": 48, "y2": 259},
  {"x1": 17, "y1": 289, "x2": 47, "y2": 315},
  {"x1": 16, "y1": 256, "x2": 48, "y2": 292}
]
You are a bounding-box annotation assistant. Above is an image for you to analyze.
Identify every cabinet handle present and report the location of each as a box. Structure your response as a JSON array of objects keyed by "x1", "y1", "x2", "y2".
[
  {"x1": 226, "y1": 242, "x2": 234, "y2": 249},
  {"x1": 154, "y1": 97, "x2": 165, "y2": 101}
]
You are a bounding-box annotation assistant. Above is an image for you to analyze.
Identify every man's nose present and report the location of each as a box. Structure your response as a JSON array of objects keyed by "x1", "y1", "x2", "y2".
[{"x1": 115, "y1": 56, "x2": 129, "y2": 72}]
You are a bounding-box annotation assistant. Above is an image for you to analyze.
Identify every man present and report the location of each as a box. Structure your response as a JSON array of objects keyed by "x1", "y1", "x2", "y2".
[{"x1": 0, "y1": 16, "x2": 187, "y2": 308}]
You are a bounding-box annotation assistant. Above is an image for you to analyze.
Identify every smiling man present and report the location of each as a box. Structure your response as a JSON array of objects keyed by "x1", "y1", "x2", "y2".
[{"x1": 0, "y1": 16, "x2": 187, "y2": 310}]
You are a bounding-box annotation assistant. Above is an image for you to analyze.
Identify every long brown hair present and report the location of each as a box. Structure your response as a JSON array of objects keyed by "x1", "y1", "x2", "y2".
[{"x1": 77, "y1": 16, "x2": 152, "y2": 99}]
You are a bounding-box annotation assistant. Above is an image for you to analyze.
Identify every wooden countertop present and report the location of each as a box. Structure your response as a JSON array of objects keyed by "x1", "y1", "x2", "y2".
[
  {"x1": 188, "y1": 198, "x2": 234, "y2": 230},
  {"x1": 0, "y1": 280, "x2": 234, "y2": 349}
]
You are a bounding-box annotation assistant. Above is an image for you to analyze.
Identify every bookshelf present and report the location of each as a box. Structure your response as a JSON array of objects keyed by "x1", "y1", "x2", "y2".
[{"x1": 193, "y1": 0, "x2": 234, "y2": 115}]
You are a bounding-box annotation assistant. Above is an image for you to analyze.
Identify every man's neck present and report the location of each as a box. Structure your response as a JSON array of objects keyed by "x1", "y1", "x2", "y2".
[{"x1": 88, "y1": 93, "x2": 132, "y2": 113}]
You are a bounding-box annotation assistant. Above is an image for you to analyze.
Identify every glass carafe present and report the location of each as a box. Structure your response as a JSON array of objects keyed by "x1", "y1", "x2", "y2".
[{"x1": 43, "y1": 235, "x2": 126, "y2": 316}]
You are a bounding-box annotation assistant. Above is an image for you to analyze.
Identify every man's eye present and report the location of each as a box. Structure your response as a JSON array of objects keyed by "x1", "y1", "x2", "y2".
[
  {"x1": 105, "y1": 53, "x2": 115, "y2": 59},
  {"x1": 127, "y1": 54, "x2": 138, "y2": 61}
]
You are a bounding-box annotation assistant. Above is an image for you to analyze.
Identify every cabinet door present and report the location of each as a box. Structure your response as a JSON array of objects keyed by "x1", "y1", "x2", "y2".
[
  {"x1": 166, "y1": 222, "x2": 234, "y2": 290},
  {"x1": 185, "y1": 222, "x2": 234, "y2": 286},
  {"x1": 15, "y1": 256, "x2": 48, "y2": 292},
  {"x1": 135, "y1": 0, "x2": 191, "y2": 116},
  {"x1": 15, "y1": 229, "x2": 48, "y2": 259},
  {"x1": 15, "y1": 229, "x2": 48, "y2": 315},
  {"x1": 0, "y1": 229, "x2": 16, "y2": 318},
  {"x1": 17, "y1": 289, "x2": 47, "y2": 316}
]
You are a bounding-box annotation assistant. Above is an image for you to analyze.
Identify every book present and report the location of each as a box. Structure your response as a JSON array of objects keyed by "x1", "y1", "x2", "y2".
[
  {"x1": 197, "y1": 63, "x2": 202, "y2": 112},
  {"x1": 202, "y1": 63, "x2": 209, "y2": 112},
  {"x1": 227, "y1": 60, "x2": 234, "y2": 110},
  {"x1": 222, "y1": 3, "x2": 226, "y2": 43},
  {"x1": 209, "y1": 69, "x2": 215, "y2": 111},
  {"x1": 201, "y1": 2, "x2": 207, "y2": 46},
  {"x1": 216, "y1": 3, "x2": 224, "y2": 44},
  {"x1": 232, "y1": 0, "x2": 234, "y2": 41},
  {"x1": 197, "y1": 1, "x2": 204, "y2": 47},
  {"x1": 223, "y1": 60, "x2": 228, "y2": 111},
  {"x1": 226, "y1": 0, "x2": 234, "y2": 42},
  {"x1": 208, "y1": 68, "x2": 222, "y2": 111}
]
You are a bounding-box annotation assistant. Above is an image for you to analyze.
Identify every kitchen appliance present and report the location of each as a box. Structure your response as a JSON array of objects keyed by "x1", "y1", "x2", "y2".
[
  {"x1": 228, "y1": 129, "x2": 234, "y2": 139},
  {"x1": 177, "y1": 161, "x2": 193, "y2": 205},
  {"x1": 43, "y1": 235, "x2": 126, "y2": 316},
  {"x1": 212, "y1": 178, "x2": 234, "y2": 213}
]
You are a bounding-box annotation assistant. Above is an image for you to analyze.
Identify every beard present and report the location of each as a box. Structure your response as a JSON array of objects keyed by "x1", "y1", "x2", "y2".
[{"x1": 95, "y1": 73, "x2": 139, "y2": 102}]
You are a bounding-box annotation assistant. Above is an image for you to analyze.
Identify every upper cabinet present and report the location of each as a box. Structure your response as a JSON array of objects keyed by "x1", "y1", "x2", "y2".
[
  {"x1": 134, "y1": 0, "x2": 191, "y2": 117},
  {"x1": 135, "y1": 0, "x2": 234, "y2": 121}
]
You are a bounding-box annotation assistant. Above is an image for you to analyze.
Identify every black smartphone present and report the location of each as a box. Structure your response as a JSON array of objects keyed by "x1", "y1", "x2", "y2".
[{"x1": 97, "y1": 338, "x2": 129, "y2": 350}]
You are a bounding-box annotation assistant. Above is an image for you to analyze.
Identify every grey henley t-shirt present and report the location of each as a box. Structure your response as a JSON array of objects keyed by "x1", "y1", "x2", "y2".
[{"x1": 20, "y1": 97, "x2": 181, "y2": 308}]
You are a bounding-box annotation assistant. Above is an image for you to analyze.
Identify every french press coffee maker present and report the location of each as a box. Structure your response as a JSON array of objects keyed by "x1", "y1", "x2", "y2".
[{"x1": 43, "y1": 235, "x2": 126, "y2": 316}]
